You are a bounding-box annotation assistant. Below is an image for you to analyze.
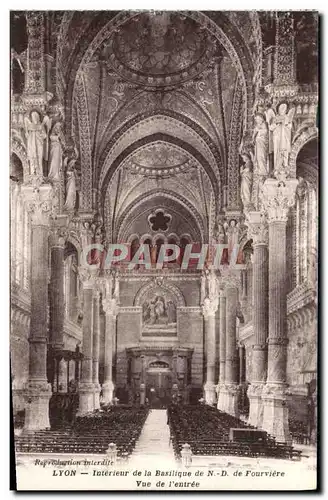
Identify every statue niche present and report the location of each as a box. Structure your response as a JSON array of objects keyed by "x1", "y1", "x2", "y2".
[{"x1": 142, "y1": 294, "x2": 177, "y2": 337}]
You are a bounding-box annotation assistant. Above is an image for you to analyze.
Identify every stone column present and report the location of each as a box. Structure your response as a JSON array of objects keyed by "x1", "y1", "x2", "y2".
[
  {"x1": 21, "y1": 185, "x2": 53, "y2": 430},
  {"x1": 102, "y1": 296, "x2": 117, "y2": 405},
  {"x1": 203, "y1": 298, "x2": 218, "y2": 405},
  {"x1": 239, "y1": 344, "x2": 246, "y2": 384},
  {"x1": 217, "y1": 292, "x2": 226, "y2": 411},
  {"x1": 261, "y1": 178, "x2": 298, "y2": 443},
  {"x1": 78, "y1": 270, "x2": 95, "y2": 414},
  {"x1": 223, "y1": 285, "x2": 239, "y2": 417},
  {"x1": 246, "y1": 212, "x2": 269, "y2": 428},
  {"x1": 49, "y1": 217, "x2": 68, "y2": 350},
  {"x1": 172, "y1": 351, "x2": 179, "y2": 398},
  {"x1": 92, "y1": 288, "x2": 101, "y2": 409},
  {"x1": 57, "y1": 358, "x2": 67, "y2": 393},
  {"x1": 140, "y1": 355, "x2": 146, "y2": 405}
]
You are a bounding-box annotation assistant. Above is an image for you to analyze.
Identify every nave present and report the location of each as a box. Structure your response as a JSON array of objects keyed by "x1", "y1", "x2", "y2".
[{"x1": 15, "y1": 404, "x2": 303, "y2": 463}]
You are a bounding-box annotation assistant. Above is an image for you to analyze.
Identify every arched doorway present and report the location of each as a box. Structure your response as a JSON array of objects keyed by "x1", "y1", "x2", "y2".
[{"x1": 146, "y1": 361, "x2": 172, "y2": 409}]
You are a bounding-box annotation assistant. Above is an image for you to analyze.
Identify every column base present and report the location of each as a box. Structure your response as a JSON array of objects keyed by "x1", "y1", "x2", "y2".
[
  {"x1": 262, "y1": 384, "x2": 291, "y2": 444},
  {"x1": 172, "y1": 383, "x2": 179, "y2": 397},
  {"x1": 93, "y1": 383, "x2": 101, "y2": 410},
  {"x1": 204, "y1": 382, "x2": 217, "y2": 405},
  {"x1": 140, "y1": 383, "x2": 146, "y2": 405},
  {"x1": 217, "y1": 384, "x2": 226, "y2": 412},
  {"x1": 77, "y1": 382, "x2": 95, "y2": 415},
  {"x1": 102, "y1": 380, "x2": 114, "y2": 405},
  {"x1": 221, "y1": 383, "x2": 239, "y2": 417},
  {"x1": 247, "y1": 383, "x2": 265, "y2": 428},
  {"x1": 24, "y1": 380, "x2": 52, "y2": 431}
]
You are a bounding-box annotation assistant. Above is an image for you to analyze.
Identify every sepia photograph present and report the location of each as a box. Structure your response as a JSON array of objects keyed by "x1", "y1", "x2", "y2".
[{"x1": 10, "y1": 8, "x2": 318, "y2": 491}]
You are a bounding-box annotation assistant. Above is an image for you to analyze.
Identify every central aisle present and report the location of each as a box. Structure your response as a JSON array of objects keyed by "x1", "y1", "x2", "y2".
[{"x1": 130, "y1": 409, "x2": 176, "y2": 466}]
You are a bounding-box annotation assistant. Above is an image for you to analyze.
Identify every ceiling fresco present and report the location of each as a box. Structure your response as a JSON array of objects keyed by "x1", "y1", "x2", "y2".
[{"x1": 100, "y1": 12, "x2": 217, "y2": 87}]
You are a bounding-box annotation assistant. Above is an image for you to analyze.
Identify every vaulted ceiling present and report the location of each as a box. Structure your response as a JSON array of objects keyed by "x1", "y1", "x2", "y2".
[{"x1": 9, "y1": 11, "x2": 263, "y2": 242}]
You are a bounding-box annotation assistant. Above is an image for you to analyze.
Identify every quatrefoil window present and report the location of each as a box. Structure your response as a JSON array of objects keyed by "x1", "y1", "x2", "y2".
[{"x1": 148, "y1": 210, "x2": 172, "y2": 232}]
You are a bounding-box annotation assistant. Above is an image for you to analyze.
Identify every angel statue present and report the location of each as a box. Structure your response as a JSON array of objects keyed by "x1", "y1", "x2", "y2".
[
  {"x1": 252, "y1": 113, "x2": 269, "y2": 177},
  {"x1": 63, "y1": 156, "x2": 77, "y2": 211},
  {"x1": 266, "y1": 103, "x2": 295, "y2": 175},
  {"x1": 239, "y1": 153, "x2": 253, "y2": 209},
  {"x1": 24, "y1": 111, "x2": 51, "y2": 177},
  {"x1": 48, "y1": 122, "x2": 64, "y2": 182}
]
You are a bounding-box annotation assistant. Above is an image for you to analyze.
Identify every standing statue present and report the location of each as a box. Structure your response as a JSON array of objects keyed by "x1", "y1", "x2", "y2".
[
  {"x1": 227, "y1": 219, "x2": 239, "y2": 263},
  {"x1": 64, "y1": 158, "x2": 77, "y2": 211},
  {"x1": 201, "y1": 269, "x2": 209, "y2": 304},
  {"x1": 213, "y1": 221, "x2": 226, "y2": 244},
  {"x1": 240, "y1": 153, "x2": 253, "y2": 208},
  {"x1": 252, "y1": 113, "x2": 269, "y2": 177},
  {"x1": 267, "y1": 103, "x2": 295, "y2": 175},
  {"x1": 106, "y1": 270, "x2": 114, "y2": 299},
  {"x1": 113, "y1": 270, "x2": 120, "y2": 303},
  {"x1": 167, "y1": 301, "x2": 176, "y2": 324},
  {"x1": 48, "y1": 122, "x2": 64, "y2": 182},
  {"x1": 24, "y1": 111, "x2": 51, "y2": 177},
  {"x1": 208, "y1": 268, "x2": 219, "y2": 300}
]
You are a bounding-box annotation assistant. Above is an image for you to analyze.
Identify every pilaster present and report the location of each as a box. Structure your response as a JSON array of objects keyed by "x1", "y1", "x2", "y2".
[
  {"x1": 92, "y1": 287, "x2": 101, "y2": 409},
  {"x1": 245, "y1": 211, "x2": 269, "y2": 427},
  {"x1": 222, "y1": 285, "x2": 239, "y2": 417},
  {"x1": 77, "y1": 268, "x2": 97, "y2": 415},
  {"x1": 202, "y1": 298, "x2": 218, "y2": 405},
  {"x1": 217, "y1": 291, "x2": 227, "y2": 411},
  {"x1": 21, "y1": 184, "x2": 54, "y2": 430},
  {"x1": 260, "y1": 178, "x2": 298, "y2": 442},
  {"x1": 101, "y1": 294, "x2": 117, "y2": 405},
  {"x1": 49, "y1": 216, "x2": 68, "y2": 350}
]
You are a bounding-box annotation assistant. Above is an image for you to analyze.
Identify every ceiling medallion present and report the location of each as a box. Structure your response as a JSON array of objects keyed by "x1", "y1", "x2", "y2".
[
  {"x1": 102, "y1": 12, "x2": 217, "y2": 87},
  {"x1": 125, "y1": 142, "x2": 197, "y2": 178}
]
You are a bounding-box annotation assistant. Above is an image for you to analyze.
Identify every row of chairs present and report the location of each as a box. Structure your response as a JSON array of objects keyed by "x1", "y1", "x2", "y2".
[
  {"x1": 16, "y1": 406, "x2": 149, "y2": 458},
  {"x1": 167, "y1": 405, "x2": 301, "y2": 461}
]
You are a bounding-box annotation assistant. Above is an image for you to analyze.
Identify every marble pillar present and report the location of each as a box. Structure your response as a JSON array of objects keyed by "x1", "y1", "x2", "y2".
[
  {"x1": 246, "y1": 212, "x2": 269, "y2": 428},
  {"x1": 78, "y1": 273, "x2": 95, "y2": 414},
  {"x1": 217, "y1": 293, "x2": 226, "y2": 411},
  {"x1": 92, "y1": 289, "x2": 101, "y2": 409},
  {"x1": 223, "y1": 285, "x2": 239, "y2": 417},
  {"x1": 102, "y1": 297, "x2": 117, "y2": 405},
  {"x1": 49, "y1": 217, "x2": 68, "y2": 350},
  {"x1": 261, "y1": 178, "x2": 298, "y2": 443},
  {"x1": 140, "y1": 356, "x2": 146, "y2": 405},
  {"x1": 57, "y1": 358, "x2": 68, "y2": 393},
  {"x1": 172, "y1": 351, "x2": 179, "y2": 397},
  {"x1": 203, "y1": 299, "x2": 218, "y2": 405},
  {"x1": 21, "y1": 185, "x2": 53, "y2": 430}
]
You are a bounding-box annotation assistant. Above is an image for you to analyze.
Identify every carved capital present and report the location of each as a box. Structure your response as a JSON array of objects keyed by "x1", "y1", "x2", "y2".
[
  {"x1": 49, "y1": 215, "x2": 69, "y2": 248},
  {"x1": 21, "y1": 184, "x2": 55, "y2": 226},
  {"x1": 260, "y1": 178, "x2": 298, "y2": 223},
  {"x1": 202, "y1": 297, "x2": 218, "y2": 318},
  {"x1": 78, "y1": 266, "x2": 98, "y2": 289},
  {"x1": 245, "y1": 211, "x2": 268, "y2": 246},
  {"x1": 102, "y1": 297, "x2": 118, "y2": 317}
]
